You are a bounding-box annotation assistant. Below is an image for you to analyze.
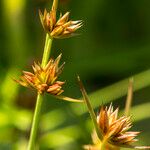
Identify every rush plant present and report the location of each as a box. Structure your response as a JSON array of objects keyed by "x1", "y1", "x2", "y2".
[
  {"x1": 14, "y1": 0, "x2": 150, "y2": 149},
  {"x1": 16, "y1": 0, "x2": 83, "y2": 149}
]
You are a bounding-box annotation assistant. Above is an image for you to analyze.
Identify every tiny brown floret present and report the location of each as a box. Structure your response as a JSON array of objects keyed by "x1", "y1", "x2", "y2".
[
  {"x1": 16, "y1": 54, "x2": 65, "y2": 95},
  {"x1": 39, "y1": 8, "x2": 82, "y2": 39}
]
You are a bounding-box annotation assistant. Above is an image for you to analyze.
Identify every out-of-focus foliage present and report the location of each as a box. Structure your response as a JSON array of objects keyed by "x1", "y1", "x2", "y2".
[{"x1": 0, "y1": 0, "x2": 150, "y2": 149}]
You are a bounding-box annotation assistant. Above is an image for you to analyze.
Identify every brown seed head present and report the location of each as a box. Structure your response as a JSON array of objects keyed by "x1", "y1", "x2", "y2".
[
  {"x1": 98, "y1": 104, "x2": 139, "y2": 147},
  {"x1": 15, "y1": 54, "x2": 65, "y2": 94},
  {"x1": 39, "y1": 9, "x2": 83, "y2": 38},
  {"x1": 84, "y1": 104, "x2": 144, "y2": 150}
]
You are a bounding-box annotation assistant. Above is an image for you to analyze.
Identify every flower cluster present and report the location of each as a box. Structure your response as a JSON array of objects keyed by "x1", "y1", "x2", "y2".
[
  {"x1": 84, "y1": 104, "x2": 140, "y2": 150},
  {"x1": 98, "y1": 105, "x2": 139, "y2": 146},
  {"x1": 16, "y1": 54, "x2": 65, "y2": 95},
  {"x1": 39, "y1": 8, "x2": 82, "y2": 38}
]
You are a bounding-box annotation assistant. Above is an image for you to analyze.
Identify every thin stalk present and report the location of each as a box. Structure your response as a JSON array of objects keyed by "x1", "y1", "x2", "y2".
[
  {"x1": 41, "y1": 34, "x2": 53, "y2": 67},
  {"x1": 125, "y1": 78, "x2": 133, "y2": 116},
  {"x1": 27, "y1": 94, "x2": 43, "y2": 150},
  {"x1": 78, "y1": 76, "x2": 103, "y2": 141},
  {"x1": 28, "y1": 0, "x2": 57, "y2": 147},
  {"x1": 27, "y1": 34, "x2": 53, "y2": 149}
]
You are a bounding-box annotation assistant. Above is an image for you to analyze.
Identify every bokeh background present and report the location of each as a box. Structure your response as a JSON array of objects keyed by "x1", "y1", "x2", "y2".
[{"x1": 0, "y1": 0, "x2": 150, "y2": 149}]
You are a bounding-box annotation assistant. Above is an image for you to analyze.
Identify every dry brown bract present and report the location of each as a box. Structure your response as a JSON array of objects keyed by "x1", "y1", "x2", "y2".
[
  {"x1": 16, "y1": 54, "x2": 65, "y2": 95},
  {"x1": 39, "y1": 8, "x2": 82, "y2": 39}
]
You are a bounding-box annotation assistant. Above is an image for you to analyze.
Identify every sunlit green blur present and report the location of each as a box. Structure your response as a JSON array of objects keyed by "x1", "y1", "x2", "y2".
[{"x1": 0, "y1": 0, "x2": 150, "y2": 149}]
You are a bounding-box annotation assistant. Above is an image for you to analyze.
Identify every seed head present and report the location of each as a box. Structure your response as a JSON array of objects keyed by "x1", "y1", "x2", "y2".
[
  {"x1": 39, "y1": 8, "x2": 83, "y2": 38},
  {"x1": 97, "y1": 104, "x2": 139, "y2": 147},
  {"x1": 84, "y1": 104, "x2": 148, "y2": 150},
  {"x1": 15, "y1": 54, "x2": 65, "y2": 95}
]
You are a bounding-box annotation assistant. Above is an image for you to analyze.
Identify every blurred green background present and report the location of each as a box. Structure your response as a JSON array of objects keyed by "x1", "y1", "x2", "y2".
[{"x1": 0, "y1": 0, "x2": 150, "y2": 149}]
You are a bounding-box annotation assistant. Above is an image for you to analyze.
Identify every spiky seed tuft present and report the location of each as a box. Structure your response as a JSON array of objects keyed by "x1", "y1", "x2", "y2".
[
  {"x1": 39, "y1": 8, "x2": 83, "y2": 39},
  {"x1": 15, "y1": 54, "x2": 65, "y2": 95}
]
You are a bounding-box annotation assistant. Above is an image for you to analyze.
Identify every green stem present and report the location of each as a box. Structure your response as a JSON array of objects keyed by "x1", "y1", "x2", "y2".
[
  {"x1": 41, "y1": 34, "x2": 53, "y2": 67},
  {"x1": 27, "y1": 94, "x2": 43, "y2": 150},
  {"x1": 27, "y1": 34, "x2": 53, "y2": 149}
]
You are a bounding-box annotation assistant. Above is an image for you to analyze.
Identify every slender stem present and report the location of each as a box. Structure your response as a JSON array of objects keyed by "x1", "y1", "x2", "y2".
[
  {"x1": 27, "y1": 94, "x2": 43, "y2": 150},
  {"x1": 78, "y1": 76, "x2": 103, "y2": 141},
  {"x1": 27, "y1": 0, "x2": 56, "y2": 148},
  {"x1": 125, "y1": 78, "x2": 133, "y2": 116},
  {"x1": 27, "y1": 34, "x2": 53, "y2": 149},
  {"x1": 41, "y1": 34, "x2": 53, "y2": 67}
]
